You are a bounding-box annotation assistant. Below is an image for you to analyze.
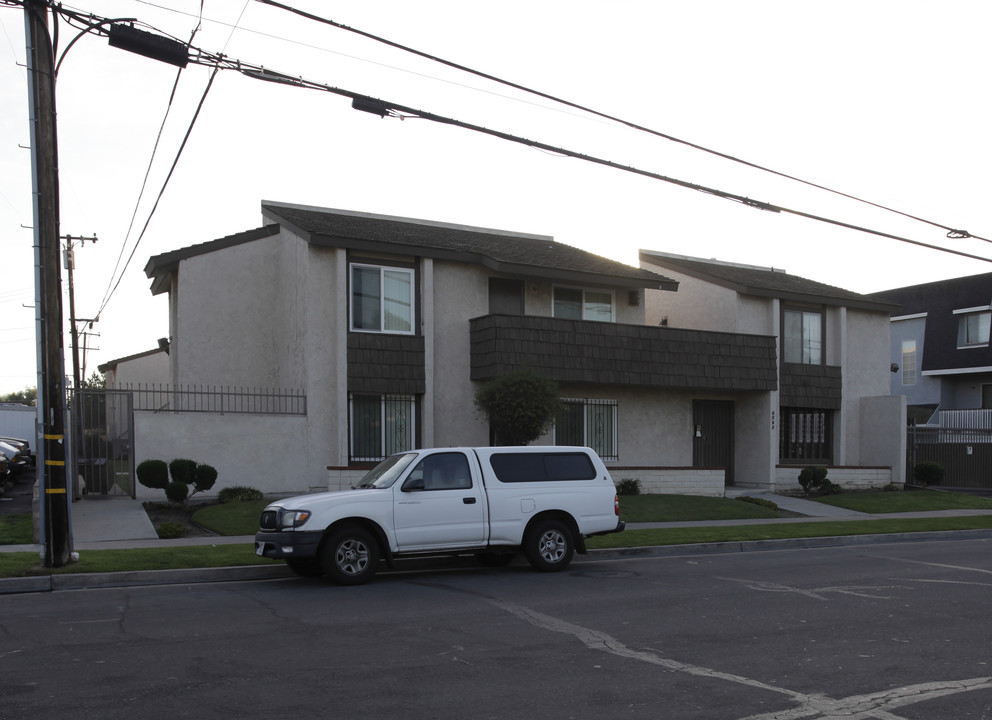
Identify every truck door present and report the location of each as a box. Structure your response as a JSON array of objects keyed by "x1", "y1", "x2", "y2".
[{"x1": 393, "y1": 451, "x2": 487, "y2": 550}]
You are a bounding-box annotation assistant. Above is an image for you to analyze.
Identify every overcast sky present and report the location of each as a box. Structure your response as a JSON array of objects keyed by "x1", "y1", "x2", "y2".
[{"x1": 2, "y1": 1, "x2": 991, "y2": 395}]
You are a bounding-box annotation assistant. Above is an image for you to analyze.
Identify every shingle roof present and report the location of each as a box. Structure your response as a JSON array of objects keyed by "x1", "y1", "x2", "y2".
[
  {"x1": 639, "y1": 250, "x2": 898, "y2": 312},
  {"x1": 870, "y1": 271, "x2": 992, "y2": 315},
  {"x1": 262, "y1": 201, "x2": 678, "y2": 291}
]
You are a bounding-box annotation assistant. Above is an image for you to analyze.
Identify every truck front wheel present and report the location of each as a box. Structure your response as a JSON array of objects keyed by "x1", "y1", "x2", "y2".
[
  {"x1": 321, "y1": 526, "x2": 379, "y2": 585},
  {"x1": 524, "y1": 519, "x2": 574, "y2": 572}
]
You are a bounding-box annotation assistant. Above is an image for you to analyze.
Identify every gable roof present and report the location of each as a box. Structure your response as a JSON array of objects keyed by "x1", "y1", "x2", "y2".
[
  {"x1": 261, "y1": 202, "x2": 679, "y2": 291},
  {"x1": 144, "y1": 202, "x2": 678, "y2": 293},
  {"x1": 638, "y1": 250, "x2": 898, "y2": 312},
  {"x1": 144, "y1": 224, "x2": 281, "y2": 296}
]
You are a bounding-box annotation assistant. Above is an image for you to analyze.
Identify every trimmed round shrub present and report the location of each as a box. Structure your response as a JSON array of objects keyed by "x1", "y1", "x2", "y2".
[
  {"x1": 156, "y1": 521, "x2": 187, "y2": 539},
  {"x1": 798, "y1": 466, "x2": 829, "y2": 495},
  {"x1": 217, "y1": 485, "x2": 264, "y2": 503},
  {"x1": 165, "y1": 479, "x2": 189, "y2": 503},
  {"x1": 169, "y1": 458, "x2": 198, "y2": 485},
  {"x1": 193, "y1": 463, "x2": 218, "y2": 493},
  {"x1": 137, "y1": 459, "x2": 169, "y2": 490},
  {"x1": 913, "y1": 462, "x2": 945, "y2": 486}
]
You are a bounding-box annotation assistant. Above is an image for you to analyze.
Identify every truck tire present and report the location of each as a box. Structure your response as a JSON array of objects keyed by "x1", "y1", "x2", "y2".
[
  {"x1": 321, "y1": 526, "x2": 379, "y2": 585},
  {"x1": 285, "y1": 558, "x2": 323, "y2": 577},
  {"x1": 524, "y1": 518, "x2": 574, "y2": 572}
]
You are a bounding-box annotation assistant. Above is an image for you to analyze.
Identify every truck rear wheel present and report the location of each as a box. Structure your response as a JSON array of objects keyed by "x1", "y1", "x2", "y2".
[
  {"x1": 524, "y1": 519, "x2": 574, "y2": 572},
  {"x1": 321, "y1": 526, "x2": 379, "y2": 585}
]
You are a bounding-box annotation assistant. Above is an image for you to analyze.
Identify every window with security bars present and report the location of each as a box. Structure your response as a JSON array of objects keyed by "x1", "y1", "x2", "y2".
[
  {"x1": 779, "y1": 407, "x2": 832, "y2": 463},
  {"x1": 554, "y1": 398, "x2": 617, "y2": 461},
  {"x1": 350, "y1": 394, "x2": 416, "y2": 462}
]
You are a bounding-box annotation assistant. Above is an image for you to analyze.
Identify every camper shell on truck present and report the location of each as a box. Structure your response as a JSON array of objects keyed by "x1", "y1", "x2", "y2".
[{"x1": 255, "y1": 446, "x2": 624, "y2": 584}]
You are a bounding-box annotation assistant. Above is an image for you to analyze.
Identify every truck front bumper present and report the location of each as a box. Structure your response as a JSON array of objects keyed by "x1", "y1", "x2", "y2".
[{"x1": 254, "y1": 530, "x2": 323, "y2": 560}]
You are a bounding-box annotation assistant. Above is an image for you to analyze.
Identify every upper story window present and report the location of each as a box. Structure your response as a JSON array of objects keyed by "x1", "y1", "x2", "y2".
[
  {"x1": 351, "y1": 263, "x2": 414, "y2": 334},
  {"x1": 901, "y1": 340, "x2": 917, "y2": 385},
  {"x1": 553, "y1": 287, "x2": 614, "y2": 322},
  {"x1": 955, "y1": 308, "x2": 991, "y2": 348},
  {"x1": 782, "y1": 307, "x2": 823, "y2": 365}
]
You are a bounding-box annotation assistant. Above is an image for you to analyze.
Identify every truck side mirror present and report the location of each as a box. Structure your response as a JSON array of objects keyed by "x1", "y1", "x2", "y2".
[{"x1": 402, "y1": 477, "x2": 425, "y2": 492}]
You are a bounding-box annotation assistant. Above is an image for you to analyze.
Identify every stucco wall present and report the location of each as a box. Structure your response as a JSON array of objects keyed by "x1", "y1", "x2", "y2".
[
  {"x1": 106, "y1": 350, "x2": 170, "y2": 387},
  {"x1": 176, "y1": 231, "x2": 307, "y2": 388},
  {"x1": 841, "y1": 308, "x2": 893, "y2": 464},
  {"x1": 133, "y1": 411, "x2": 310, "y2": 500},
  {"x1": 641, "y1": 265, "x2": 742, "y2": 332}
]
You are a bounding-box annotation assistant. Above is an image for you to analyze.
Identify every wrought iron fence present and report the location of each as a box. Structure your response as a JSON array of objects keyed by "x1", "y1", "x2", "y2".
[
  {"x1": 120, "y1": 384, "x2": 307, "y2": 415},
  {"x1": 907, "y1": 424, "x2": 992, "y2": 489}
]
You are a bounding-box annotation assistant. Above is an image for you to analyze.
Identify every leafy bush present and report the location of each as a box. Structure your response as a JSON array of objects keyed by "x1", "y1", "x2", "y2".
[
  {"x1": 474, "y1": 370, "x2": 561, "y2": 445},
  {"x1": 798, "y1": 466, "x2": 841, "y2": 496},
  {"x1": 193, "y1": 463, "x2": 218, "y2": 494},
  {"x1": 169, "y1": 458, "x2": 198, "y2": 485},
  {"x1": 913, "y1": 462, "x2": 945, "y2": 486},
  {"x1": 217, "y1": 485, "x2": 264, "y2": 503},
  {"x1": 156, "y1": 521, "x2": 187, "y2": 539},
  {"x1": 616, "y1": 478, "x2": 640, "y2": 496},
  {"x1": 737, "y1": 495, "x2": 778, "y2": 511},
  {"x1": 137, "y1": 459, "x2": 169, "y2": 490},
  {"x1": 165, "y1": 480, "x2": 189, "y2": 504}
]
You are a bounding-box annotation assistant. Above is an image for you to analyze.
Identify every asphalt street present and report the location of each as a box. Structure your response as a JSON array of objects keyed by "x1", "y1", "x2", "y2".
[{"x1": 2, "y1": 536, "x2": 991, "y2": 720}]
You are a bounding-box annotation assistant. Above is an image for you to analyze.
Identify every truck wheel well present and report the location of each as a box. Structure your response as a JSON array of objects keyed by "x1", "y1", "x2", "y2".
[
  {"x1": 319, "y1": 518, "x2": 393, "y2": 565},
  {"x1": 524, "y1": 511, "x2": 586, "y2": 554}
]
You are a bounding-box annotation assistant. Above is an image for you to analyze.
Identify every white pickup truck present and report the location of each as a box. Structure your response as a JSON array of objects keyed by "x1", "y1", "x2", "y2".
[{"x1": 254, "y1": 446, "x2": 624, "y2": 584}]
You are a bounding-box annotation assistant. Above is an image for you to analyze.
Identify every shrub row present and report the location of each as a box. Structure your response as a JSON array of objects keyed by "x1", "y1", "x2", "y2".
[{"x1": 137, "y1": 458, "x2": 218, "y2": 503}]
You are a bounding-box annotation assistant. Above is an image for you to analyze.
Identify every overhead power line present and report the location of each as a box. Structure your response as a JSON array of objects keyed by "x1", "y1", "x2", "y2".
[{"x1": 254, "y1": 0, "x2": 989, "y2": 246}]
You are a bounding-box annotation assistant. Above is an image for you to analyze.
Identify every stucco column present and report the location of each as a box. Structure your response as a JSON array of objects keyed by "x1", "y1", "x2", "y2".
[{"x1": 421, "y1": 258, "x2": 435, "y2": 447}]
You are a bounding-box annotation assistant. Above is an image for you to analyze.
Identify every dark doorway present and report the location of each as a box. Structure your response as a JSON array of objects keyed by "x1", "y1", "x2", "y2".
[{"x1": 692, "y1": 400, "x2": 735, "y2": 486}]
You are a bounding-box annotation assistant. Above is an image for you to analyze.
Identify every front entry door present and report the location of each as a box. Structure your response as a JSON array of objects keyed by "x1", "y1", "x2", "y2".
[{"x1": 692, "y1": 400, "x2": 735, "y2": 486}]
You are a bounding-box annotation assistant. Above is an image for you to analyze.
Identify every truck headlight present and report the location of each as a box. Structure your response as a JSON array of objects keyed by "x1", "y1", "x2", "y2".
[{"x1": 280, "y1": 510, "x2": 311, "y2": 528}]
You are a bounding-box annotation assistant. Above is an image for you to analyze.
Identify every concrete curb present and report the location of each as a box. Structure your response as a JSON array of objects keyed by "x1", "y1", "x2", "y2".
[{"x1": 3, "y1": 528, "x2": 992, "y2": 595}]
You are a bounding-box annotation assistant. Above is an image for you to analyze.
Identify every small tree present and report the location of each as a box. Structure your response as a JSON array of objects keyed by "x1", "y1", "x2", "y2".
[
  {"x1": 193, "y1": 463, "x2": 218, "y2": 494},
  {"x1": 474, "y1": 371, "x2": 562, "y2": 446},
  {"x1": 798, "y1": 465, "x2": 840, "y2": 495}
]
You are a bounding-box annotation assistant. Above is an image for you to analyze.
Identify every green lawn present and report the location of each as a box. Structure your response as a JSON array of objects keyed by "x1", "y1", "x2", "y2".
[{"x1": 2, "y1": 489, "x2": 992, "y2": 579}]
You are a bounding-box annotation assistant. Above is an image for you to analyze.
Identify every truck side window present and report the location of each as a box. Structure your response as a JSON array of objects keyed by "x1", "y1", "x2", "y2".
[{"x1": 412, "y1": 453, "x2": 472, "y2": 491}]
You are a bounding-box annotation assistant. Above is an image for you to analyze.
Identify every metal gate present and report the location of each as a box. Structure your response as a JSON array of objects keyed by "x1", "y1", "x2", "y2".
[
  {"x1": 71, "y1": 389, "x2": 135, "y2": 498},
  {"x1": 907, "y1": 425, "x2": 992, "y2": 489},
  {"x1": 692, "y1": 400, "x2": 735, "y2": 486}
]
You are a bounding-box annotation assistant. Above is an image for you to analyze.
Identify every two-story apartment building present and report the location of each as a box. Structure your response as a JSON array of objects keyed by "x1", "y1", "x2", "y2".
[{"x1": 102, "y1": 202, "x2": 903, "y2": 497}]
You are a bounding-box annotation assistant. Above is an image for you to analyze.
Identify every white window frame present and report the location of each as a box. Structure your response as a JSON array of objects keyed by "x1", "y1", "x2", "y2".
[
  {"x1": 954, "y1": 307, "x2": 991, "y2": 348},
  {"x1": 350, "y1": 263, "x2": 415, "y2": 335},
  {"x1": 782, "y1": 307, "x2": 824, "y2": 365},
  {"x1": 554, "y1": 398, "x2": 618, "y2": 461},
  {"x1": 552, "y1": 286, "x2": 615, "y2": 323},
  {"x1": 901, "y1": 340, "x2": 917, "y2": 386}
]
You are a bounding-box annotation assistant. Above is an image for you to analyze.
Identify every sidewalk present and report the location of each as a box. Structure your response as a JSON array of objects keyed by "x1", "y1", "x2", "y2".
[{"x1": 5, "y1": 488, "x2": 992, "y2": 554}]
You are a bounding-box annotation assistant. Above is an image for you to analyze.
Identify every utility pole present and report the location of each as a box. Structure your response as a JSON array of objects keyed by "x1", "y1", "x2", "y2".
[
  {"x1": 63, "y1": 234, "x2": 97, "y2": 500},
  {"x1": 24, "y1": 1, "x2": 71, "y2": 567}
]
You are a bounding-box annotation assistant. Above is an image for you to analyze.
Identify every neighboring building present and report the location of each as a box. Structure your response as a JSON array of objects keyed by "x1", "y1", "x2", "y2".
[
  {"x1": 638, "y1": 251, "x2": 904, "y2": 491},
  {"x1": 100, "y1": 201, "x2": 904, "y2": 497},
  {"x1": 872, "y1": 271, "x2": 992, "y2": 424},
  {"x1": 98, "y1": 345, "x2": 170, "y2": 388}
]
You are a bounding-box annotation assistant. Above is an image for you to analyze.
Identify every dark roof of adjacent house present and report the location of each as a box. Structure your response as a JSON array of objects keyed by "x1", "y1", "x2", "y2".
[
  {"x1": 144, "y1": 202, "x2": 678, "y2": 293},
  {"x1": 97, "y1": 345, "x2": 168, "y2": 373},
  {"x1": 639, "y1": 250, "x2": 898, "y2": 312},
  {"x1": 871, "y1": 271, "x2": 992, "y2": 374}
]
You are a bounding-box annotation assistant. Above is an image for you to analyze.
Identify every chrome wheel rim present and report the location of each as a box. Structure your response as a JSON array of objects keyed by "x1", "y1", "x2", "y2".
[
  {"x1": 538, "y1": 529, "x2": 566, "y2": 564},
  {"x1": 336, "y1": 538, "x2": 370, "y2": 575}
]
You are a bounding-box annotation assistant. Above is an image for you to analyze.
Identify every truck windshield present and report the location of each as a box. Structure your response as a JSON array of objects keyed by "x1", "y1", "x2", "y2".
[{"x1": 356, "y1": 453, "x2": 417, "y2": 488}]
